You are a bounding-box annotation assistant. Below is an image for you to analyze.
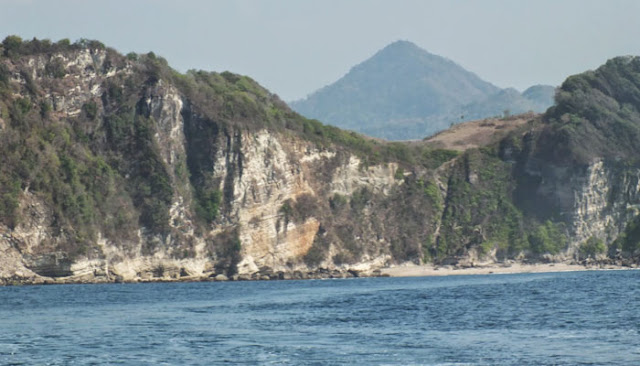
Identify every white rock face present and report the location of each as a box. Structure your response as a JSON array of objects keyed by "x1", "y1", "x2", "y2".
[
  {"x1": 206, "y1": 130, "x2": 401, "y2": 274},
  {"x1": 330, "y1": 155, "x2": 399, "y2": 196},
  {"x1": 0, "y1": 50, "x2": 403, "y2": 283},
  {"x1": 0, "y1": 229, "x2": 40, "y2": 281},
  {"x1": 568, "y1": 160, "x2": 640, "y2": 250},
  {"x1": 15, "y1": 49, "x2": 124, "y2": 117},
  {"x1": 81, "y1": 121, "x2": 402, "y2": 280},
  {"x1": 11, "y1": 49, "x2": 640, "y2": 285}
]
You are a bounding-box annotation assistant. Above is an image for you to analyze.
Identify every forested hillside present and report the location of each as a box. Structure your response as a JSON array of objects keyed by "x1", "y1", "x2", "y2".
[{"x1": 0, "y1": 37, "x2": 637, "y2": 285}]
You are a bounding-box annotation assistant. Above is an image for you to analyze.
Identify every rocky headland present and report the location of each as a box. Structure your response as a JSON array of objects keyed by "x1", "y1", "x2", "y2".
[{"x1": 1, "y1": 37, "x2": 639, "y2": 285}]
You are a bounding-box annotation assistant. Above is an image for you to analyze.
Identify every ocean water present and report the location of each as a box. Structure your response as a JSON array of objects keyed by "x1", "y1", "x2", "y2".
[{"x1": 0, "y1": 270, "x2": 639, "y2": 365}]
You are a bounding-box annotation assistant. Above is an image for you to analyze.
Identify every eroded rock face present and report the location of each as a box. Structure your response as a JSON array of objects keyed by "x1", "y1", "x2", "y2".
[
  {"x1": 11, "y1": 49, "x2": 121, "y2": 117},
  {"x1": 514, "y1": 147, "x2": 640, "y2": 258},
  {"x1": 566, "y1": 161, "x2": 640, "y2": 250},
  {"x1": 0, "y1": 49, "x2": 404, "y2": 284},
  {"x1": 207, "y1": 130, "x2": 400, "y2": 274},
  {"x1": 23, "y1": 252, "x2": 73, "y2": 277},
  {"x1": 3, "y1": 47, "x2": 640, "y2": 285}
]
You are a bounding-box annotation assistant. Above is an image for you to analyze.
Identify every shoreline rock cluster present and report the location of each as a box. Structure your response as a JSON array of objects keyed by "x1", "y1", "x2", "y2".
[
  {"x1": 0, "y1": 267, "x2": 389, "y2": 287},
  {"x1": 5, "y1": 258, "x2": 640, "y2": 286}
]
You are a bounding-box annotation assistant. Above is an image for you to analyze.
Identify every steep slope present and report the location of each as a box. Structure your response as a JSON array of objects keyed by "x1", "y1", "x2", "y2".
[
  {"x1": 0, "y1": 37, "x2": 460, "y2": 284},
  {"x1": 289, "y1": 40, "x2": 555, "y2": 140},
  {"x1": 0, "y1": 37, "x2": 638, "y2": 285},
  {"x1": 508, "y1": 56, "x2": 640, "y2": 257},
  {"x1": 434, "y1": 56, "x2": 640, "y2": 265}
]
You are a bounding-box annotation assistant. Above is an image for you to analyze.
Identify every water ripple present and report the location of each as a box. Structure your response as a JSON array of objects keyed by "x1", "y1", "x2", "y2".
[{"x1": 0, "y1": 271, "x2": 639, "y2": 365}]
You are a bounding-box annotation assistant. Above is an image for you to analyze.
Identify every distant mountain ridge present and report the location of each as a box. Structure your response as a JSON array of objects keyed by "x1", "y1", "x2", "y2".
[{"x1": 290, "y1": 40, "x2": 555, "y2": 140}]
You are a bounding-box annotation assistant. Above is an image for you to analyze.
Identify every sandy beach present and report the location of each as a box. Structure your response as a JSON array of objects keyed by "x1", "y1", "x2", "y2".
[{"x1": 380, "y1": 262, "x2": 636, "y2": 277}]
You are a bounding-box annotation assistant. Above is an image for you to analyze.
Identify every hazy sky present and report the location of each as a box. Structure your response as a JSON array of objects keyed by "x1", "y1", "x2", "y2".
[{"x1": 1, "y1": 0, "x2": 639, "y2": 101}]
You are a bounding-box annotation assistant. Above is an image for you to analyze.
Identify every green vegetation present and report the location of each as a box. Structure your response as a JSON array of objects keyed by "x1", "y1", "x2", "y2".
[
  {"x1": 279, "y1": 194, "x2": 319, "y2": 227},
  {"x1": 291, "y1": 118, "x2": 459, "y2": 167},
  {"x1": 434, "y1": 149, "x2": 526, "y2": 260},
  {"x1": 211, "y1": 228, "x2": 242, "y2": 275},
  {"x1": 45, "y1": 57, "x2": 66, "y2": 78},
  {"x1": 349, "y1": 188, "x2": 372, "y2": 212},
  {"x1": 422, "y1": 180, "x2": 442, "y2": 212},
  {"x1": 0, "y1": 63, "x2": 11, "y2": 97},
  {"x1": 279, "y1": 200, "x2": 294, "y2": 227},
  {"x1": 123, "y1": 47, "x2": 461, "y2": 169},
  {"x1": 544, "y1": 56, "x2": 640, "y2": 164},
  {"x1": 579, "y1": 236, "x2": 606, "y2": 259},
  {"x1": 0, "y1": 96, "x2": 138, "y2": 247},
  {"x1": 102, "y1": 103, "x2": 173, "y2": 235},
  {"x1": 0, "y1": 36, "x2": 178, "y2": 246},
  {"x1": 4, "y1": 35, "x2": 639, "y2": 272},
  {"x1": 611, "y1": 214, "x2": 640, "y2": 255},
  {"x1": 82, "y1": 101, "x2": 98, "y2": 120},
  {"x1": 68, "y1": 42, "x2": 450, "y2": 170},
  {"x1": 0, "y1": 174, "x2": 21, "y2": 228},
  {"x1": 329, "y1": 193, "x2": 347, "y2": 211},
  {"x1": 304, "y1": 234, "x2": 330, "y2": 267},
  {"x1": 528, "y1": 221, "x2": 567, "y2": 255},
  {"x1": 1, "y1": 36, "x2": 105, "y2": 59},
  {"x1": 194, "y1": 187, "x2": 221, "y2": 224},
  {"x1": 431, "y1": 146, "x2": 573, "y2": 261}
]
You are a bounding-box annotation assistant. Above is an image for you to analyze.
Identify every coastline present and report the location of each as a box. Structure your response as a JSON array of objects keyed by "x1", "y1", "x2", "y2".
[
  {"x1": 2, "y1": 261, "x2": 638, "y2": 286},
  {"x1": 380, "y1": 261, "x2": 638, "y2": 278}
]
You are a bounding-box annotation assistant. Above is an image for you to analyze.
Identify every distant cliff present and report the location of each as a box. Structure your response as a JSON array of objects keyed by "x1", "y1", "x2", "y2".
[
  {"x1": 289, "y1": 40, "x2": 555, "y2": 140},
  {"x1": 0, "y1": 37, "x2": 637, "y2": 285}
]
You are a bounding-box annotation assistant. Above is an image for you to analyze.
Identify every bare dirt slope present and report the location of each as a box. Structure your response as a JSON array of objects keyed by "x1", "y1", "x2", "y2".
[{"x1": 423, "y1": 113, "x2": 536, "y2": 151}]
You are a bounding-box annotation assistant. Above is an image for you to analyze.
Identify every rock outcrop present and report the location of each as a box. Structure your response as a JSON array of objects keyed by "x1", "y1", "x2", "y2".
[
  {"x1": 0, "y1": 39, "x2": 416, "y2": 284},
  {"x1": 0, "y1": 38, "x2": 639, "y2": 285}
]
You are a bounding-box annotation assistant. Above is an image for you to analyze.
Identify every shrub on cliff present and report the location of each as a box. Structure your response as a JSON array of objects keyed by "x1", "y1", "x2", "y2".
[
  {"x1": 544, "y1": 56, "x2": 640, "y2": 164},
  {"x1": 579, "y1": 236, "x2": 606, "y2": 259},
  {"x1": 528, "y1": 221, "x2": 567, "y2": 255},
  {"x1": 611, "y1": 214, "x2": 640, "y2": 256}
]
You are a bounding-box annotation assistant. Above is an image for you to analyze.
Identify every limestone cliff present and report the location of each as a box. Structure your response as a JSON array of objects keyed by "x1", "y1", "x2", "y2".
[
  {"x1": 0, "y1": 38, "x2": 639, "y2": 285},
  {"x1": 506, "y1": 56, "x2": 640, "y2": 261},
  {"x1": 0, "y1": 38, "x2": 436, "y2": 284}
]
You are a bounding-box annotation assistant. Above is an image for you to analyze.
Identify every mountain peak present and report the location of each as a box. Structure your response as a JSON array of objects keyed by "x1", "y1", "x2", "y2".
[
  {"x1": 366, "y1": 40, "x2": 438, "y2": 66},
  {"x1": 381, "y1": 40, "x2": 422, "y2": 52},
  {"x1": 290, "y1": 41, "x2": 555, "y2": 140},
  {"x1": 290, "y1": 42, "x2": 508, "y2": 139}
]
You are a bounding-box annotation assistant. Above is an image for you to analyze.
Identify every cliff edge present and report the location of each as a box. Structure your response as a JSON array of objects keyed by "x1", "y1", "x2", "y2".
[{"x1": 0, "y1": 37, "x2": 638, "y2": 284}]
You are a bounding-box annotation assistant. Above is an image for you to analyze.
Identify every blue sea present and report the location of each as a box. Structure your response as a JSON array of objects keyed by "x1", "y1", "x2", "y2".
[{"x1": 0, "y1": 270, "x2": 639, "y2": 365}]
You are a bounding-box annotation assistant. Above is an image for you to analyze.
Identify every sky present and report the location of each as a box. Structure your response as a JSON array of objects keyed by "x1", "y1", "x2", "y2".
[{"x1": 1, "y1": 0, "x2": 640, "y2": 101}]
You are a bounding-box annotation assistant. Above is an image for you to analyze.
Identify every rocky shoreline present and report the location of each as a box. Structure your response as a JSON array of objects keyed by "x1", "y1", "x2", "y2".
[
  {"x1": 0, "y1": 267, "x2": 390, "y2": 287},
  {"x1": 4, "y1": 257, "x2": 640, "y2": 286}
]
